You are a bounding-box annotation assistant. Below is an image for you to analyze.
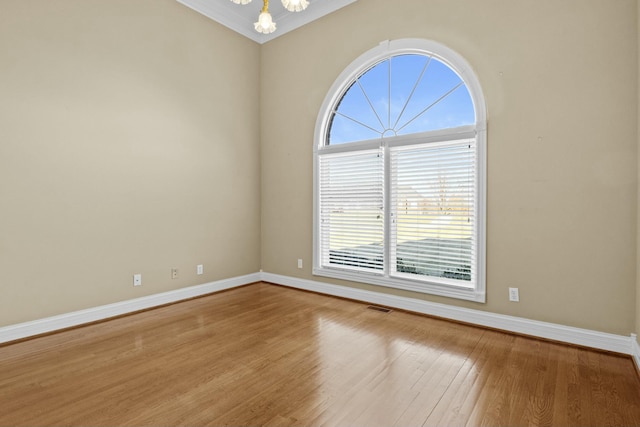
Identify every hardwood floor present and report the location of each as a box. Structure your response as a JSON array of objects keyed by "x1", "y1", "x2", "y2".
[{"x1": 1, "y1": 282, "x2": 639, "y2": 426}]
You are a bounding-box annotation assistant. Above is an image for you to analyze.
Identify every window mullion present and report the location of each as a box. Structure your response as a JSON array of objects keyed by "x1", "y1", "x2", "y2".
[{"x1": 383, "y1": 142, "x2": 391, "y2": 278}]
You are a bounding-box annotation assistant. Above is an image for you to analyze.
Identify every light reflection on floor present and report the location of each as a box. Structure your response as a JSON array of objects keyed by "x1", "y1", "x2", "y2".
[{"x1": 312, "y1": 313, "x2": 474, "y2": 426}]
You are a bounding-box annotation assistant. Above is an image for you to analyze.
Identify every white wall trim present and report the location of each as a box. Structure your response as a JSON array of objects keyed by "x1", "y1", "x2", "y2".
[
  {"x1": 0, "y1": 273, "x2": 261, "y2": 344},
  {"x1": 632, "y1": 334, "x2": 640, "y2": 370},
  {"x1": 261, "y1": 272, "x2": 634, "y2": 355},
  {"x1": 2, "y1": 271, "x2": 636, "y2": 358}
]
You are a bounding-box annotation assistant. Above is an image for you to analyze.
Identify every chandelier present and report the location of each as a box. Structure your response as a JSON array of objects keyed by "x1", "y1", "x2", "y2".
[{"x1": 230, "y1": 0, "x2": 310, "y2": 34}]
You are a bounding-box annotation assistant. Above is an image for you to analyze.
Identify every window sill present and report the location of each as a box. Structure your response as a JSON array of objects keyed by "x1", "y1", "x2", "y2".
[{"x1": 313, "y1": 267, "x2": 486, "y2": 303}]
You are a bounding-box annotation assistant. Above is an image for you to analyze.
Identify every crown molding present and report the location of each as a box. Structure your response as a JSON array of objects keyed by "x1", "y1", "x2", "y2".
[{"x1": 176, "y1": 0, "x2": 357, "y2": 44}]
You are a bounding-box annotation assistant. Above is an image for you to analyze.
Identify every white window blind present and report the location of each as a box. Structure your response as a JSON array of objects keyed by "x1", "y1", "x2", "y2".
[
  {"x1": 390, "y1": 139, "x2": 476, "y2": 287},
  {"x1": 319, "y1": 149, "x2": 384, "y2": 273}
]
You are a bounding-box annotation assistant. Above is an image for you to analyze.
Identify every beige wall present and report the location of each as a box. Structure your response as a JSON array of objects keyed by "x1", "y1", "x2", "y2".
[
  {"x1": 1, "y1": 0, "x2": 638, "y2": 338},
  {"x1": 0, "y1": 0, "x2": 261, "y2": 326},
  {"x1": 261, "y1": 0, "x2": 638, "y2": 335},
  {"x1": 637, "y1": 0, "x2": 640, "y2": 345}
]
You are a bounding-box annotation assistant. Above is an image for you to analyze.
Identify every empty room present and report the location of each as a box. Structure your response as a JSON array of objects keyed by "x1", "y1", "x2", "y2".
[{"x1": 1, "y1": 0, "x2": 640, "y2": 425}]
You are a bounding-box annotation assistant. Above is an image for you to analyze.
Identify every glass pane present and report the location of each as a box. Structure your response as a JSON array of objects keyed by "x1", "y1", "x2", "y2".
[
  {"x1": 356, "y1": 60, "x2": 390, "y2": 130},
  {"x1": 396, "y1": 58, "x2": 464, "y2": 132},
  {"x1": 389, "y1": 54, "x2": 430, "y2": 130},
  {"x1": 397, "y1": 85, "x2": 475, "y2": 135},
  {"x1": 334, "y1": 81, "x2": 384, "y2": 134},
  {"x1": 328, "y1": 113, "x2": 382, "y2": 144}
]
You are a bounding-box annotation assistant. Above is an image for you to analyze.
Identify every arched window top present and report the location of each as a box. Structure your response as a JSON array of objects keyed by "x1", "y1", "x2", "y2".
[{"x1": 315, "y1": 39, "x2": 486, "y2": 148}]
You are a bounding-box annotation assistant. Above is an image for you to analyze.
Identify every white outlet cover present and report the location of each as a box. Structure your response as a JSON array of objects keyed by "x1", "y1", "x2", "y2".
[
  {"x1": 133, "y1": 274, "x2": 142, "y2": 286},
  {"x1": 197, "y1": 264, "x2": 203, "y2": 275}
]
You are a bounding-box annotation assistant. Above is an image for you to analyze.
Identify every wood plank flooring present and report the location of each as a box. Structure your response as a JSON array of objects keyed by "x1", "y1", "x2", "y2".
[{"x1": 1, "y1": 282, "x2": 639, "y2": 426}]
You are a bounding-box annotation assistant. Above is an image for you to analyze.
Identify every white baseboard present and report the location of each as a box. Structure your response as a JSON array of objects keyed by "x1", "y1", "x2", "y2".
[
  {"x1": 0, "y1": 272, "x2": 261, "y2": 344},
  {"x1": 632, "y1": 334, "x2": 640, "y2": 369},
  {"x1": 2, "y1": 271, "x2": 636, "y2": 357},
  {"x1": 261, "y1": 272, "x2": 634, "y2": 355}
]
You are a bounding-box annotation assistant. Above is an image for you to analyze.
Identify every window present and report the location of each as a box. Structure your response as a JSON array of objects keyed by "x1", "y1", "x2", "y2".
[{"x1": 313, "y1": 39, "x2": 486, "y2": 302}]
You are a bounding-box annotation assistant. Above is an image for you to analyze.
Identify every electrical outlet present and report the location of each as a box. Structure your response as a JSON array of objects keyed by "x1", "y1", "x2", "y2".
[
  {"x1": 297, "y1": 259, "x2": 303, "y2": 269},
  {"x1": 133, "y1": 274, "x2": 142, "y2": 287},
  {"x1": 197, "y1": 264, "x2": 203, "y2": 275},
  {"x1": 171, "y1": 268, "x2": 178, "y2": 279},
  {"x1": 509, "y1": 287, "x2": 519, "y2": 302}
]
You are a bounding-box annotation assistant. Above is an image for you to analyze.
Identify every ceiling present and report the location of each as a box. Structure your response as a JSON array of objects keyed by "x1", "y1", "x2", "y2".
[{"x1": 176, "y1": 0, "x2": 358, "y2": 44}]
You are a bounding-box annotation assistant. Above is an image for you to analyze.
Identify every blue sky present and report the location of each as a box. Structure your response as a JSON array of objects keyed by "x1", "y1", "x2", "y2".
[{"x1": 329, "y1": 54, "x2": 475, "y2": 145}]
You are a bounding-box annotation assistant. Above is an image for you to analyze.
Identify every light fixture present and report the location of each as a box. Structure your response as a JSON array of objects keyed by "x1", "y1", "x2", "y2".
[
  {"x1": 281, "y1": 0, "x2": 309, "y2": 12},
  {"x1": 230, "y1": 0, "x2": 309, "y2": 34},
  {"x1": 254, "y1": 0, "x2": 276, "y2": 34}
]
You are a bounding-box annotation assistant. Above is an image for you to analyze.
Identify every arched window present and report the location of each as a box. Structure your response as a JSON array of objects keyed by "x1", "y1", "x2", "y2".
[{"x1": 313, "y1": 39, "x2": 486, "y2": 302}]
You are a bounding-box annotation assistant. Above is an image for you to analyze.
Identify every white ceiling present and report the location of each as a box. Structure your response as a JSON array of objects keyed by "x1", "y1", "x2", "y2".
[{"x1": 176, "y1": 0, "x2": 358, "y2": 44}]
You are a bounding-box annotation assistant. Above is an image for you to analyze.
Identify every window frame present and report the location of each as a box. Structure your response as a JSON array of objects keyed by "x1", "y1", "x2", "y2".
[{"x1": 313, "y1": 39, "x2": 487, "y2": 303}]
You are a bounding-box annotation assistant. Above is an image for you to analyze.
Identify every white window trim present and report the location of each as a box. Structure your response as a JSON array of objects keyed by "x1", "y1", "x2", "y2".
[{"x1": 313, "y1": 39, "x2": 487, "y2": 303}]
